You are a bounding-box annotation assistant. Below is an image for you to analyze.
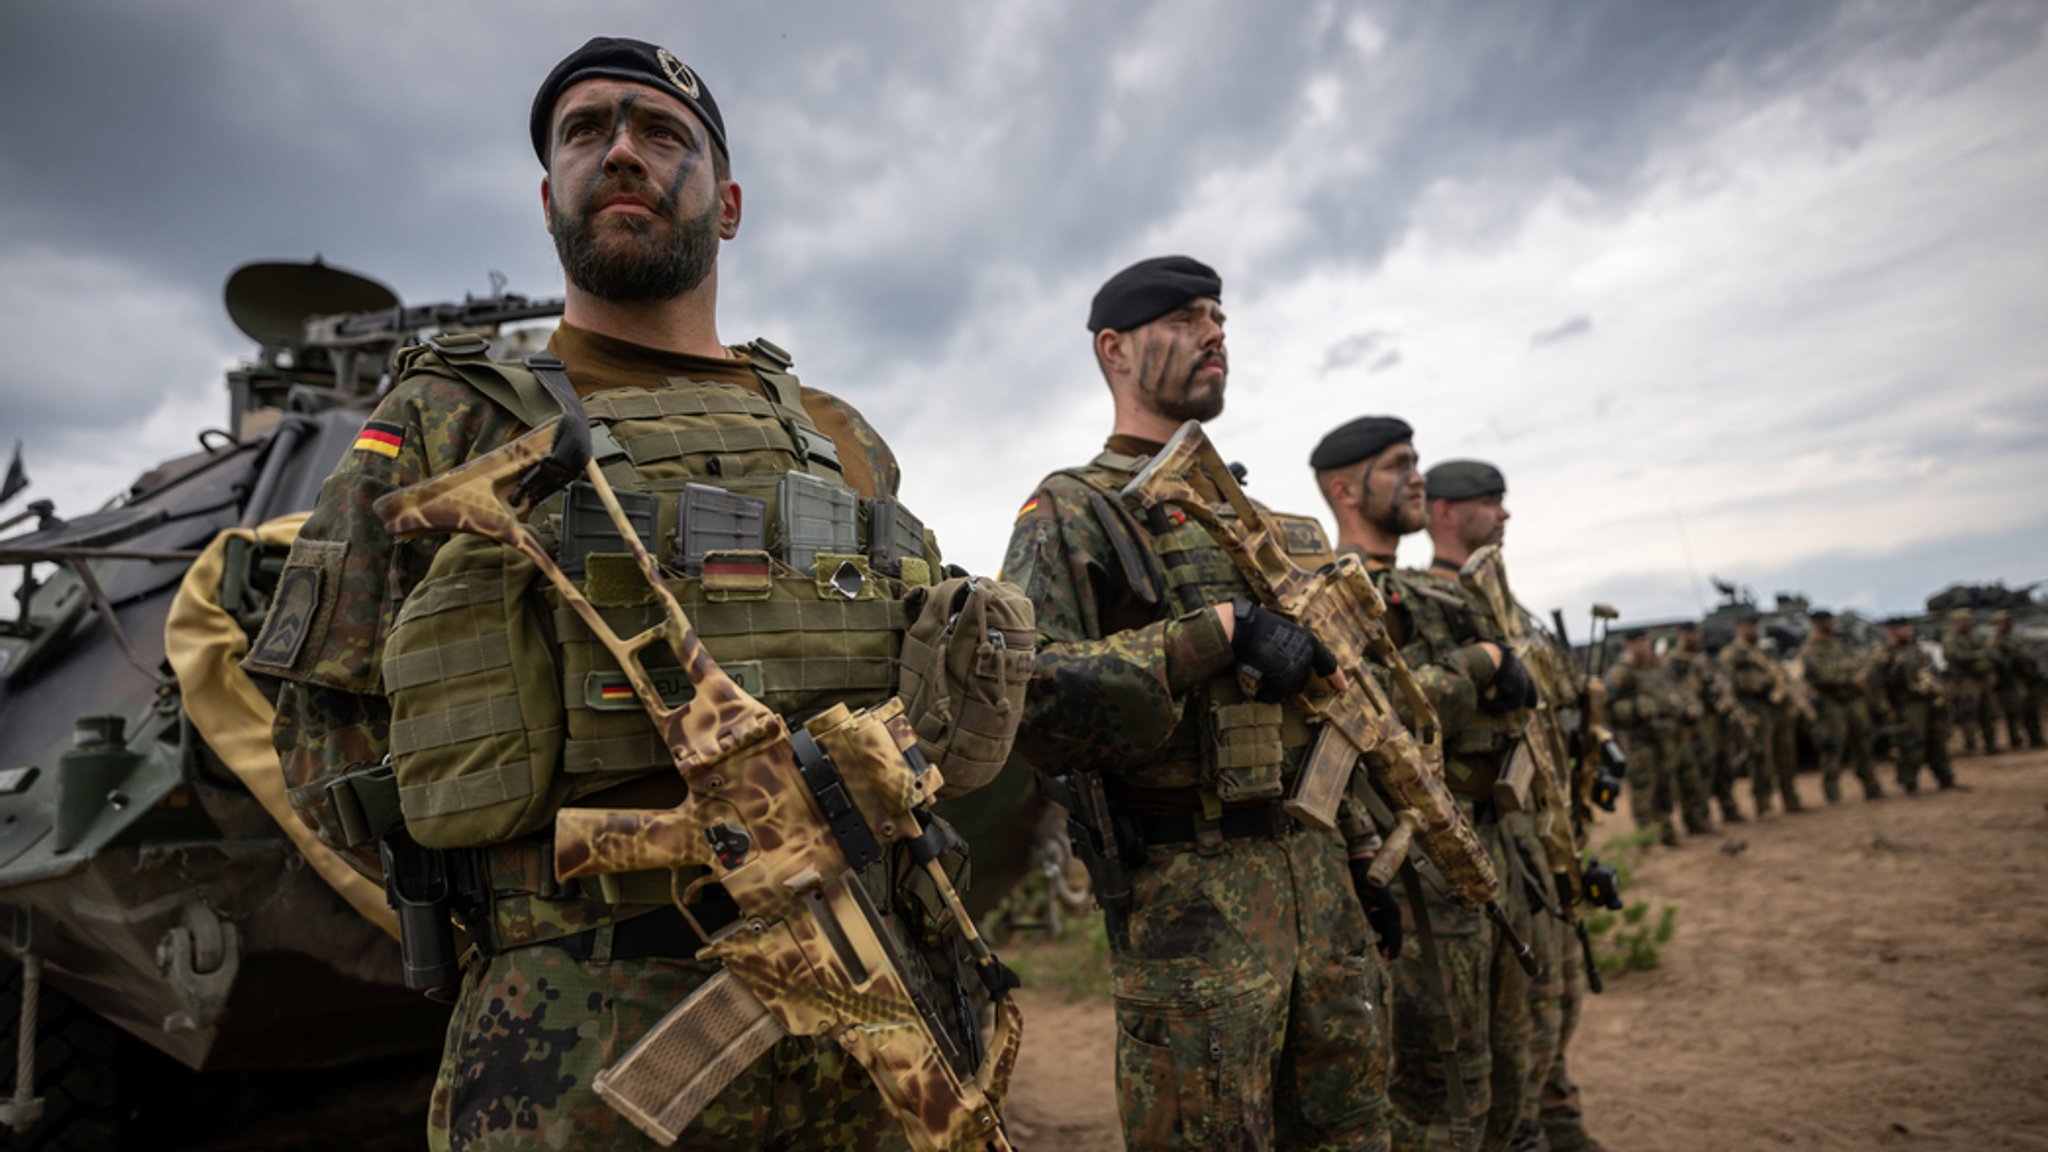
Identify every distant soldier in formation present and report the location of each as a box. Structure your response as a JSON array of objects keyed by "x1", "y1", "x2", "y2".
[
  {"x1": 1990, "y1": 610, "x2": 2044, "y2": 750},
  {"x1": 1720, "y1": 613, "x2": 1805, "y2": 815},
  {"x1": 1942, "y1": 608, "x2": 1999, "y2": 755},
  {"x1": 1802, "y1": 610, "x2": 1885, "y2": 803},
  {"x1": 1874, "y1": 617, "x2": 1958, "y2": 793},
  {"x1": 1605, "y1": 629, "x2": 1703, "y2": 846},
  {"x1": 1667, "y1": 621, "x2": 1748, "y2": 825}
]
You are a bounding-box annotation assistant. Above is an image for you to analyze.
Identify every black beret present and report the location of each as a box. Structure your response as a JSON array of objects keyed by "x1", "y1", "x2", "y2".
[
  {"x1": 1087, "y1": 256, "x2": 1221, "y2": 334},
  {"x1": 1675, "y1": 620, "x2": 1701, "y2": 632},
  {"x1": 1425, "y1": 459, "x2": 1506, "y2": 502},
  {"x1": 531, "y1": 38, "x2": 728, "y2": 165},
  {"x1": 1735, "y1": 609, "x2": 1762, "y2": 624},
  {"x1": 1809, "y1": 609, "x2": 1835, "y2": 622},
  {"x1": 1882, "y1": 615, "x2": 1915, "y2": 627},
  {"x1": 1309, "y1": 416, "x2": 1413, "y2": 471}
]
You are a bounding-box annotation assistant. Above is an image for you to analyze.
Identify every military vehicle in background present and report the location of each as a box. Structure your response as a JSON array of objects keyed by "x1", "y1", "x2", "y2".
[{"x1": 0, "y1": 259, "x2": 561, "y2": 1148}]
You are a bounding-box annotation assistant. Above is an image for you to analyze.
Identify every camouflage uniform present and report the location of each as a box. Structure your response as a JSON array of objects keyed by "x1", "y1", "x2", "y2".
[
  {"x1": 1371, "y1": 563, "x2": 1537, "y2": 1152},
  {"x1": 1602, "y1": 654, "x2": 1700, "y2": 843},
  {"x1": 1802, "y1": 632, "x2": 1884, "y2": 802},
  {"x1": 1718, "y1": 639, "x2": 1803, "y2": 815},
  {"x1": 1990, "y1": 627, "x2": 2043, "y2": 750},
  {"x1": 1004, "y1": 439, "x2": 1392, "y2": 1151},
  {"x1": 1666, "y1": 645, "x2": 1745, "y2": 824},
  {"x1": 1873, "y1": 636, "x2": 1956, "y2": 793},
  {"x1": 1536, "y1": 936, "x2": 1594, "y2": 1152},
  {"x1": 254, "y1": 324, "x2": 920, "y2": 1151},
  {"x1": 1942, "y1": 622, "x2": 1999, "y2": 754}
]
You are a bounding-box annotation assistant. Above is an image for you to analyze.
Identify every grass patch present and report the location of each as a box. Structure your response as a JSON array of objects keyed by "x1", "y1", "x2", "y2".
[
  {"x1": 1585, "y1": 828, "x2": 1678, "y2": 977},
  {"x1": 1005, "y1": 911, "x2": 1112, "y2": 1002}
]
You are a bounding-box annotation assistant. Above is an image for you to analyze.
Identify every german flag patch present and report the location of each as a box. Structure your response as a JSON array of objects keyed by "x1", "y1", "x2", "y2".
[
  {"x1": 1015, "y1": 497, "x2": 1041, "y2": 520},
  {"x1": 354, "y1": 420, "x2": 404, "y2": 458}
]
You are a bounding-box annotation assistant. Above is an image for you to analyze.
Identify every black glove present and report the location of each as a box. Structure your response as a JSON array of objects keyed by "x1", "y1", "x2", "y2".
[
  {"x1": 1347, "y1": 856, "x2": 1404, "y2": 961},
  {"x1": 1482, "y1": 647, "x2": 1540, "y2": 714},
  {"x1": 1231, "y1": 598, "x2": 1338, "y2": 703}
]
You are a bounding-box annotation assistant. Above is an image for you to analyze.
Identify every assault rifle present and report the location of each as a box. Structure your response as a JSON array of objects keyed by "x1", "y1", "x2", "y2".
[
  {"x1": 1552, "y1": 607, "x2": 1626, "y2": 826},
  {"x1": 1464, "y1": 547, "x2": 1633, "y2": 990},
  {"x1": 1118, "y1": 421, "x2": 1505, "y2": 915},
  {"x1": 375, "y1": 412, "x2": 1018, "y2": 1151}
]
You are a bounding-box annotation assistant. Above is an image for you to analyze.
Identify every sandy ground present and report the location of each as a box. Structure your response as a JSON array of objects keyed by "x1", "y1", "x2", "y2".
[{"x1": 1000, "y1": 746, "x2": 2048, "y2": 1151}]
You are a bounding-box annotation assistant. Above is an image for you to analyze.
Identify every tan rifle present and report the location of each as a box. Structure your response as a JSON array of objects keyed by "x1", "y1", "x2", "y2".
[
  {"x1": 375, "y1": 418, "x2": 1019, "y2": 1152},
  {"x1": 1457, "y1": 545, "x2": 1583, "y2": 906},
  {"x1": 1118, "y1": 420, "x2": 1502, "y2": 910}
]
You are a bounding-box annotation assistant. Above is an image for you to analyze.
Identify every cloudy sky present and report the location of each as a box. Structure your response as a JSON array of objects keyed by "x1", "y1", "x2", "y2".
[{"x1": 3, "y1": 0, "x2": 2045, "y2": 628}]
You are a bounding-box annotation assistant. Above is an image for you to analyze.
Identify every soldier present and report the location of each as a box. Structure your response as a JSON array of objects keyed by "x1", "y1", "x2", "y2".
[
  {"x1": 1719, "y1": 613, "x2": 1805, "y2": 816},
  {"x1": 1604, "y1": 629, "x2": 1700, "y2": 847},
  {"x1": 1803, "y1": 610, "x2": 1885, "y2": 802},
  {"x1": 1990, "y1": 610, "x2": 2044, "y2": 750},
  {"x1": 250, "y1": 38, "x2": 984, "y2": 1151},
  {"x1": 1312, "y1": 427, "x2": 1538, "y2": 1151},
  {"x1": 1003, "y1": 256, "x2": 1395, "y2": 1150},
  {"x1": 1417, "y1": 460, "x2": 1604, "y2": 1152},
  {"x1": 1942, "y1": 608, "x2": 2000, "y2": 755},
  {"x1": 1874, "y1": 617, "x2": 1959, "y2": 793},
  {"x1": 1667, "y1": 621, "x2": 1747, "y2": 825}
]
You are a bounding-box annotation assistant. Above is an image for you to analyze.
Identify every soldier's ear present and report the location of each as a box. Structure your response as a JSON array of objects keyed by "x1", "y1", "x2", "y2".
[
  {"x1": 718, "y1": 178, "x2": 743, "y2": 240},
  {"x1": 541, "y1": 177, "x2": 554, "y2": 233},
  {"x1": 1095, "y1": 328, "x2": 1129, "y2": 381}
]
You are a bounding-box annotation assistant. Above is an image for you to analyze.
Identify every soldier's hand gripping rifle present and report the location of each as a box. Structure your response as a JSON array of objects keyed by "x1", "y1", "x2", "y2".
[
  {"x1": 1119, "y1": 421, "x2": 1512, "y2": 931},
  {"x1": 375, "y1": 417, "x2": 1019, "y2": 1152}
]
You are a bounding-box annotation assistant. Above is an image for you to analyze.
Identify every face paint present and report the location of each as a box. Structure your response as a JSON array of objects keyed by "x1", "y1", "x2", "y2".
[{"x1": 549, "y1": 95, "x2": 719, "y2": 301}]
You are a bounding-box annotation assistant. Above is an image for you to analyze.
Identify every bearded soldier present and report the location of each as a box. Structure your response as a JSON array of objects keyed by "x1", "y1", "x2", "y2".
[
  {"x1": 1312, "y1": 425, "x2": 1538, "y2": 1152},
  {"x1": 1719, "y1": 613, "x2": 1805, "y2": 816},
  {"x1": 1942, "y1": 608, "x2": 2000, "y2": 755},
  {"x1": 1667, "y1": 621, "x2": 1747, "y2": 825},
  {"x1": 1605, "y1": 629, "x2": 1699, "y2": 846},
  {"x1": 1874, "y1": 618, "x2": 1959, "y2": 793},
  {"x1": 251, "y1": 38, "x2": 996, "y2": 1150},
  {"x1": 1803, "y1": 610, "x2": 1885, "y2": 802},
  {"x1": 1990, "y1": 610, "x2": 2044, "y2": 750},
  {"x1": 1003, "y1": 257, "x2": 1395, "y2": 1150}
]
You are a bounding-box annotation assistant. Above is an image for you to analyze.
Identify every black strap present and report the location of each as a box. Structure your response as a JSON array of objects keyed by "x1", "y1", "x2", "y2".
[
  {"x1": 511, "y1": 353, "x2": 594, "y2": 508},
  {"x1": 1133, "y1": 804, "x2": 1293, "y2": 847},
  {"x1": 552, "y1": 893, "x2": 739, "y2": 962}
]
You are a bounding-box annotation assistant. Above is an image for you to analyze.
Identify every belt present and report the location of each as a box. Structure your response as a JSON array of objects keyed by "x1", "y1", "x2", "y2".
[
  {"x1": 1134, "y1": 803, "x2": 1295, "y2": 847},
  {"x1": 551, "y1": 888, "x2": 740, "y2": 962}
]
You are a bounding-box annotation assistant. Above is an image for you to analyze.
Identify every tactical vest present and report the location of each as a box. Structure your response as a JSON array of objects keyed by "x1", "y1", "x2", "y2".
[
  {"x1": 1064, "y1": 451, "x2": 1329, "y2": 806},
  {"x1": 1382, "y1": 567, "x2": 1525, "y2": 772},
  {"x1": 380, "y1": 335, "x2": 937, "y2": 848}
]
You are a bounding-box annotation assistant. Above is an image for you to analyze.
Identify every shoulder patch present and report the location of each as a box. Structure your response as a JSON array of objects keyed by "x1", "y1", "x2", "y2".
[
  {"x1": 1016, "y1": 497, "x2": 1040, "y2": 521},
  {"x1": 354, "y1": 420, "x2": 405, "y2": 458},
  {"x1": 1272, "y1": 514, "x2": 1330, "y2": 557},
  {"x1": 244, "y1": 537, "x2": 347, "y2": 677}
]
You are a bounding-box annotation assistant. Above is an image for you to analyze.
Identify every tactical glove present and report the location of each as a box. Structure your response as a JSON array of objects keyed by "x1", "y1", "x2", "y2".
[
  {"x1": 1347, "y1": 856, "x2": 1404, "y2": 961},
  {"x1": 1482, "y1": 647, "x2": 1541, "y2": 715},
  {"x1": 1231, "y1": 598, "x2": 1338, "y2": 703}
]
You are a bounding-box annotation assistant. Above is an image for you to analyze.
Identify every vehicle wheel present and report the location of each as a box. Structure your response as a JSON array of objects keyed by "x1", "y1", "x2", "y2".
[{"x1": 0, "y1": 957, "x2": 127, "y2": 1151}]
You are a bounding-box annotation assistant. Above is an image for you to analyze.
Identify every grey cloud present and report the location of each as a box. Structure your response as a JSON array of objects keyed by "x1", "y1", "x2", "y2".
[
  {"x1": 1369, "y1": 350, "x2": 1402, "y2": 374},
  {"x1": 1530, "y1": 315, "x2": 1592, "y2": 348},
  {"x1": 1320, "y1": 330, "x2": 1390, "y2": 373}
]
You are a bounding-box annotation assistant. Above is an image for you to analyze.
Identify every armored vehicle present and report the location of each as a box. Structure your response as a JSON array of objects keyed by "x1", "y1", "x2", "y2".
[{"x1": 0, "y1": 259, "x2": 561, "y2": 1147}]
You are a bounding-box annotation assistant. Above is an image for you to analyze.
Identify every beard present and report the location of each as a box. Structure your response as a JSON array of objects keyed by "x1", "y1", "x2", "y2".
[
  {"x1": 1142, "y1": 352, "x2": 1227, "y2": 423},
  {"x1": 551, "y1": 178, "x2": 719, "y2": 302},
  {"x1": 1372, "y1": 476, "x2": 1426, "y2": 536}
]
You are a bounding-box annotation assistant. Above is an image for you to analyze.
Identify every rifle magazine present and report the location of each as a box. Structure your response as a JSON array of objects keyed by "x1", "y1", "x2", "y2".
[{"x1": 593, "y1": 967, "x2": 787, "y2": 1145}]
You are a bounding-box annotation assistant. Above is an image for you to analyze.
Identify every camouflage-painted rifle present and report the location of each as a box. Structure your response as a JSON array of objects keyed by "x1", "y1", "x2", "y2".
[
  {"x1": 1458, "y1": 545, "x2": 1582, "y2": 904},
  {"x1": 375, "y1": 419, "x2": 1019, "y2": 1152},
  {"x1": 1118, "y1": 420, "x2": 1501, "y2": 908}
]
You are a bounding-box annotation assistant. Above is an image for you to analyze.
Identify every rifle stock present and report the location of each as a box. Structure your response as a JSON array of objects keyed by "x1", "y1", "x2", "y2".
[
  {"x1": 1118, "y1": 420, "x2": 1499, "y2": 908},
  {"x1": 374, "y1": 419, "x2": 1018, "y2": 1152}
]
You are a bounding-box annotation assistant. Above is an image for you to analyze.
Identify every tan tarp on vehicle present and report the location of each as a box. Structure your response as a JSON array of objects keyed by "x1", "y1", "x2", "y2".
[{"x1": 163, "y1": 514, "x2": 398, "y2": 938}]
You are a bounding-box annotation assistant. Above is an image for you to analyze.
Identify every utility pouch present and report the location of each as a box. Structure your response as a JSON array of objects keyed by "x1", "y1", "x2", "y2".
[
  {"x1": 896, "y1": 575, "x2": 1036, "y2": 796},
  {"x1": 1493, "y1": 741, "x2": 1536, "y2": 813},
  {"x1": 380, "y1": 534, "x2": 566, "y2": 848},
  {"x1": 1208, "y1": 699, "x2": 1287, "y2": 802}
]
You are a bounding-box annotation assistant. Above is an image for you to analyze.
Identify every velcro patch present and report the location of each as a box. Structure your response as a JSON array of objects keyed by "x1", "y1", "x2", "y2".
[
  {"x1": 1015, "y1": 497, "x2": 1040, "y2": 520},
  {"x1": 354, "y1": 420, "x2": 404, "y2": 458},
  {"x1": 702, "y1": 549, "x2": 774, "y2": 601},
  {"x1": 249, "y1": 566, "x2": 322, "y2": 669}
]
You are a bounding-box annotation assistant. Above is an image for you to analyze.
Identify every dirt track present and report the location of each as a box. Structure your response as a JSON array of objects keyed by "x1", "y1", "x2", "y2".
[{"x1": 1001, "y1": 747, "x2": 2048, "y2": 1151}]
